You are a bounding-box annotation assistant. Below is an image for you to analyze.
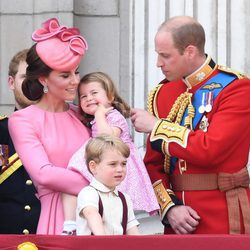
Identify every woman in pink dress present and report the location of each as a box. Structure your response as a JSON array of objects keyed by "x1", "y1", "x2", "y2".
[{"x1": 8, "y1": 18, "x2": 90, "y2": 235}]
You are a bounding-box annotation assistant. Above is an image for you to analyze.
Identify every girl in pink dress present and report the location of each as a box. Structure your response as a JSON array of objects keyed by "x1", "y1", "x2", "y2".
[
  {"x1": 8, "y1": 18, "x2": 90, "y2": 235},
  {"x1": 62, "y1": 72, "x2": 159, "y2": 234}
]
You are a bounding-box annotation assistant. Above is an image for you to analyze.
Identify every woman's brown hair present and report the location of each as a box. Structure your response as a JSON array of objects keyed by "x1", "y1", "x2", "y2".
[{"x1": 22, "y1": 44, "x2": 52, "y2": 101}]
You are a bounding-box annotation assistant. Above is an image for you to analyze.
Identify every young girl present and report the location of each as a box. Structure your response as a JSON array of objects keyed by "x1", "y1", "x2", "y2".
[
  {"x1": 77, "y1": 134, "x2": 140, "y2": 235},
  {"x1": 62, "y1": 72, "x2": 158, "y2": 234}
]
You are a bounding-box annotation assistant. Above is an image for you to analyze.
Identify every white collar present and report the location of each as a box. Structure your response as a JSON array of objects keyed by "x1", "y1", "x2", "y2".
[{"x1": 90, "y1": 178, "x2": 119, "y2": 196}]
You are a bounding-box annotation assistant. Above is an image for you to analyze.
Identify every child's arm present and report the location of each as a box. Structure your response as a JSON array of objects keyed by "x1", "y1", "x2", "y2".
[
  {"x1": 126, "y1": 226, "x2": 140, "y2": 235},
  {"x1": 62, "y1": 193, "x2": 77, "y2": 221},
  {"x1": 81, "y1": 206, "x2": 106, "y2": 235},
  {"x1": 94, "y1": 104, "x2": 121, "y2": 136},
  {"x1": 62, "y1": 193, "x2": 77, "y2": 234},
  {"x1": 125, "y1": 194, "x2": 140, "y2": 235}
]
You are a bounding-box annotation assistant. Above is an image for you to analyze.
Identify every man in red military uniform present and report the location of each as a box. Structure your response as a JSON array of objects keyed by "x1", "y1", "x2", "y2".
[{"x1": 131, "y1": 16, "x2": 250, "y2": 234}]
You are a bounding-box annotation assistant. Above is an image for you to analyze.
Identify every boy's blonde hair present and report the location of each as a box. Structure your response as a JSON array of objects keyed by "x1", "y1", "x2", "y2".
[{"x1": 85, "y1": 134, "x2": 130, "y2": 173}]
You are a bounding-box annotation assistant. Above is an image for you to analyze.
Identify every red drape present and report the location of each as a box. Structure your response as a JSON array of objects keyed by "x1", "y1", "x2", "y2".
[{"x1": 1, "y1": 234, "x2": 250, "y2": 250}]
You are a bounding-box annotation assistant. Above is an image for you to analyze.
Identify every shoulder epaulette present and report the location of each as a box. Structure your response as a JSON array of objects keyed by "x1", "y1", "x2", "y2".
[
  {"x1": 218, "y1": 65, "x2": 249, "y2": 79},
  {"x1": 0, "y1": 115, "x2": 7, "y2": 121}
]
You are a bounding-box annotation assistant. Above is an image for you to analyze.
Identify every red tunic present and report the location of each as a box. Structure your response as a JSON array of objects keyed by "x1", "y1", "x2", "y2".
[{"x1": 144, "y1": 61, "x2": 250, "y2": 234}]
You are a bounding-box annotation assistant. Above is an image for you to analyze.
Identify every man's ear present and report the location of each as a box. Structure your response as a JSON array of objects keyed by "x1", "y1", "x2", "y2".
[
  {"x1": 8, "y1": 76, "x2": 15, "y2": 90},
  {"x1": 184, "y1": 45, "x2": 197, "y2": 59},
  {"x1": 89, "y1": 160, "x2": 97, "y2": 175}
]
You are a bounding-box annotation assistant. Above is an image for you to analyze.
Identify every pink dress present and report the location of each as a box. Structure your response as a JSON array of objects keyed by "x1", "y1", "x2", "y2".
[
  {"x1": 8, "y1": 104, "x2": 90, "y2": 235},
  {"x1": 68, "y1": 109, "x2": 159, "y2": 214}
]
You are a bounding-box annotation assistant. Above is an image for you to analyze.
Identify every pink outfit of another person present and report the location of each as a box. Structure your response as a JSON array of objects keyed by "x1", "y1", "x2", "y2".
[
  {"x1": 68, "y1": 109, "x2": 159, "y2": 214},
  {"x1": 8, "y1": 104, "x2": 90, "y2": 235}
]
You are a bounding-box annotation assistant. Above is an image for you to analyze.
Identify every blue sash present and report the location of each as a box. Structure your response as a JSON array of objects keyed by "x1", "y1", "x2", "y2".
[
  {"x1": 170, "y1": 72, "x2": 237, "y2": 173},
  {"x1": 181, "y1": 72, "x2": 237, "y2": 127}
]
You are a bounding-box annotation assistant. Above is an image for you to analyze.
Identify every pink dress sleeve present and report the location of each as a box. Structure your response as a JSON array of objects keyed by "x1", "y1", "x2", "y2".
[{"x1": 8, "y1": 105, "x2": 90, "y2": 196}]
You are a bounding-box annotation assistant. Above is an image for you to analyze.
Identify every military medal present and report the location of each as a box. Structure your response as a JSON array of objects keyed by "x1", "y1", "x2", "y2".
[
  {"x1": 205, "y1": 92, "x2": 213, "y2": 113},
  {"x1": 199, "y1": 92, "x2": 213, "y2": 113},
  {"x1": 0, "y1": 144, "x2": 9, "y2": 170},
  {"x1": 198, "y1": 92, "x2": 206, "y2": 113}
]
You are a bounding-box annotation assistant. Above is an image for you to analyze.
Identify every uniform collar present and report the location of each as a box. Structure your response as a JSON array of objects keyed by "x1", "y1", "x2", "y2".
[
  {"x1": 183, "y1": 55, "x2": 217, "y2": 88},
  {"x1": 90, "y1": 177, "x2": 119, "y2": 196}
]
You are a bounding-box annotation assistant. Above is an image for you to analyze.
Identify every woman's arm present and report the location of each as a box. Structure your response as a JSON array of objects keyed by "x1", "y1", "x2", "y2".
[{"x1": 8, "y1": 110, "x2": 89, "y2": 195}]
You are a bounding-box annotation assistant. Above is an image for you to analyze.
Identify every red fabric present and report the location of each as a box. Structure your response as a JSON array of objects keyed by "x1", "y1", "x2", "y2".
[
  {"x1": 0, "y1": 234, "x2": 250, "y2": 250},
  {"x1": 144, "y1": 68, "x2": 250, "y2": 233}
]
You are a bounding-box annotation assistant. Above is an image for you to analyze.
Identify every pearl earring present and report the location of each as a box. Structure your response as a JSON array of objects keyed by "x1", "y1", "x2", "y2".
[{"x1": 43, "y1": 85, "x2": 48, "y2": 93}]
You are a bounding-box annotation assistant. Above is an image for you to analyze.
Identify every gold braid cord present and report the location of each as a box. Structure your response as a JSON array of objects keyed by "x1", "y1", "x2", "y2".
[
  {"x1": 147, "y1": 84, "x2": 163, "y2": 117},
  {"x1": 165, "y1": 91, "x2": 194, "y2": 172}
]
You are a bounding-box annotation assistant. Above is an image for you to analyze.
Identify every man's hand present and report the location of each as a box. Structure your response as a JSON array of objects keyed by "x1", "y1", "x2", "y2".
[
  {"x1": 166, "y1": 205, "x2": 200, "y2": 234},
  {"x1": 130, "y1": 108, "x2": 158, "y2": 133}
]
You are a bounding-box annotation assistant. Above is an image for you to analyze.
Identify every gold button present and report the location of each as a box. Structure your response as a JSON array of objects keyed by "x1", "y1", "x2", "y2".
[
  {"x1": 24, "y1": 205, "x2": 31, "y2": 211},
  {"x1": 23, "y1": 229, "x2": 29, "y2": 235},
  {"x1": 26, "y1": 179, "x2": 33, "y2": 185},
  {"x1": 162, "y1": 124, "x2": 168, "y2": 129}
]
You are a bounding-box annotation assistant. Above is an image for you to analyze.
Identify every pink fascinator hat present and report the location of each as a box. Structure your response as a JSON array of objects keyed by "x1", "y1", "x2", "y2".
[{"x1": 32, "y1": 18, "x2": 88, "y2": 71}]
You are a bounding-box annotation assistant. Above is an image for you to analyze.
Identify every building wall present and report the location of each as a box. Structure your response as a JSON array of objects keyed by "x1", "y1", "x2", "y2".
[
  {"x1": 0, "y1": 0, "x2": 75, "y2": 114},
  {"x1": 1, "y1": 0, "x2": 249, "y2": 151}
]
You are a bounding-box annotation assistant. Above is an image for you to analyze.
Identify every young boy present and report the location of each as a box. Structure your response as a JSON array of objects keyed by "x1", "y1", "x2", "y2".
[{"x1": 76, "y1": 135, "x2": 140, "y2": 235}]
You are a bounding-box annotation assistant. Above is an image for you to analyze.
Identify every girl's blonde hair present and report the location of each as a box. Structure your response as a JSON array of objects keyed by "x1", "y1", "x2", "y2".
[{"x1": 78, "y1": 72, "x2": 130, "y2": 126}]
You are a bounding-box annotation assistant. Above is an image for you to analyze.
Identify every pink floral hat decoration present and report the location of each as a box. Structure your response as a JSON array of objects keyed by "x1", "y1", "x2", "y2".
[{"x1": 32, "y1": 18, "x2": 88, "y2": 71}]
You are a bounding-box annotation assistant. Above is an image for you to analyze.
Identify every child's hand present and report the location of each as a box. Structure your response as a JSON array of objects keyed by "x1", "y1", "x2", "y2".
[
  {"x1": 95, "y1": 104, "x2": 113, "y2": 118},
  {"x1": 94, "y1": 104, "x2": 121, "y2": 136}
]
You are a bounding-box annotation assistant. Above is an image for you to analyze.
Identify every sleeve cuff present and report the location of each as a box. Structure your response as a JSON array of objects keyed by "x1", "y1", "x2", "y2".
[
  {"x1": 150, "y1": 119, "x2": 190, "y2": 150},
  {"x1": 153, "y1": 179, "x2": 183, "y2": 221}
]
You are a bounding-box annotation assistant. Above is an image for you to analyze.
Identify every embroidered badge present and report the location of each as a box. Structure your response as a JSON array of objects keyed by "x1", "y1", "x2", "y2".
[
  {"x1": 201, "y1": 82, "x2": 222, "y2": 90},
  {"x1": 196, "y1": 72, "x2": 206, "y2": 81}
]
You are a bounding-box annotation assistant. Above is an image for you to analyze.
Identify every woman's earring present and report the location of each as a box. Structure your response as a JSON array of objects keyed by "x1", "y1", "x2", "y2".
[{"x1": 43, "y1": 85, "x2": 48, "y2": 93}]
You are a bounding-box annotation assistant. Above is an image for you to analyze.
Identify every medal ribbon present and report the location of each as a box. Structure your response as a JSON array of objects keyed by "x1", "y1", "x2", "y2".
[{"x1": 181, "y1": 72, "x2": 237, "y2": 128}]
